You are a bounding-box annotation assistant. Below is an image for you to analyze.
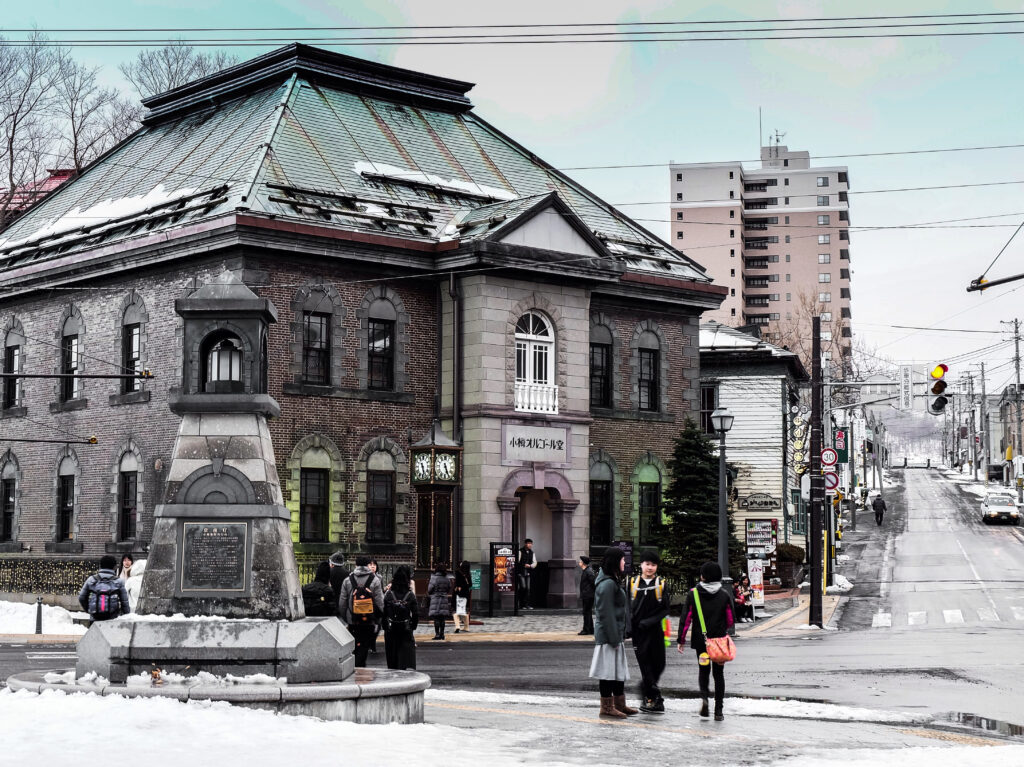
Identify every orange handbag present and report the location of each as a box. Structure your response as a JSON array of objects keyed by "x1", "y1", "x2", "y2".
[{"x1": 692, "y1": 588, "x2": 736, "y2": 663}]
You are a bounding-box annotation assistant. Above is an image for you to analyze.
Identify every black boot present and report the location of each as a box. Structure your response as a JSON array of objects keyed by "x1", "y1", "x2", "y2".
[
  {"x1": 714, "y1": 702, "x2": 724, "y2": 721},
  {"x1": 699, "y1": 698, "x2": 709, "y2": 717}
]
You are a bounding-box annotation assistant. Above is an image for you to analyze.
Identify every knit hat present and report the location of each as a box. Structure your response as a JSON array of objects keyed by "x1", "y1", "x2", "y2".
[
  {"x1": 700, "y1": 561, "x2": 723, "y2": 582},
  {"x1": 579, "y1": 555, "x2": 590, "y2": 565},
  {"x1": 328, "y1": 551, "x2": 346, "y2": 567},
  {"x1": 639, "y1": 549, "x2": 660, "y2": 565}
]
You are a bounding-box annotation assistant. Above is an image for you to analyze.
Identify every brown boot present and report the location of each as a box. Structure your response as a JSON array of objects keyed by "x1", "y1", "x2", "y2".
[
  {"x1": 599, "y1": 697, "x2": 627, "y2": 719},
  {"x1": 613, "y1": 694, "x2": 639, "y2": 716}
]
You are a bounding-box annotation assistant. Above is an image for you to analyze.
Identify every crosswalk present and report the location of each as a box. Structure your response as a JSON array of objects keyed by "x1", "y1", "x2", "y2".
[{"x1": 870, "y1": 606, "x2": 1024, "y2": 628}]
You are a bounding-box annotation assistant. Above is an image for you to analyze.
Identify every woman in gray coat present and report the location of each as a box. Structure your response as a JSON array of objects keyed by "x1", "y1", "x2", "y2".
[
  {"x1": 589, "y1": 548, "x2": 637, "y2": 719},
  {"x1": 427, "y1": 562, "x2": 453, "y2": 640}
]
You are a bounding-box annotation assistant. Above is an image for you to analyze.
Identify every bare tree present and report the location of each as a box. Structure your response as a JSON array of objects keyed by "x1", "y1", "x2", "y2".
[
  {"x1": 765, "y1": 289, "x2": 849, "y2": 377},
  {"x1": 0, "y1": 33, "x2": 62, "y2": 230},
  {"x1": 53, "y1": 55, "x2": 130, "y2": 172},
  {"x1": 120, "y1": 43, "x2": 237, "y2": 98}
]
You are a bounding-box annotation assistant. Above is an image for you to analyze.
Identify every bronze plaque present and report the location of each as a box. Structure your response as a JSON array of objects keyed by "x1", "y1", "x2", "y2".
[{"x1": 180, "y1": 522, "x2": 249, "y2": 593}]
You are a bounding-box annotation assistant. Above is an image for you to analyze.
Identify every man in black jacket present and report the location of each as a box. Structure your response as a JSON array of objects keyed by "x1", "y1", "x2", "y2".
[
  {"x1": 517, "y1": 539, "x2": 536, "y2": 610},
  {"x1": 872, "y1": 494, "x2": 887, "y2": 526},
  {"x1": 578, "y1": 555, "x2": 596, "y2": 635},
  {"x1": 629, "y1": 550, "x2": 671, "y2": 714}
]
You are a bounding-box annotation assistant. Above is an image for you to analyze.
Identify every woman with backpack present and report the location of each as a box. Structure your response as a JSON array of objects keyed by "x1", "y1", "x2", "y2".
[
  {"x1": 589, "y1": 547, "x2": 636, "y2": 719},
  {"x1": 383, "y1": 565, "x2": 419, "y2": 670},
  {"x1": 427, "y1": 562, "x2": 453, "y2": 640},
  {"x1": 677, "y1": 561, "x2": 735, "y2": 721},
  {"x1": 452, "y1": 560, "x2": 472, "y2": 633},
  {"x1": 301, "y1": 561, "x2": 336, "y2": 617}
]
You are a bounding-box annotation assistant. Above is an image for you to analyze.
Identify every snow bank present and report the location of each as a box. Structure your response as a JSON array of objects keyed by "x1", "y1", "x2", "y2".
[
  {"x1": 0, "y1": 688, "x2": 578, "y2": 767},
  {"x1": 354, "y1": 161, "x2": 517, "y2": 202},
  {"x1": 0, "y1": 600, "x2": 87, "y2": 635},
  {"x1": 826, "y1": 574, "x2": 854, "y2": 594},
  {"x1": 123, "y1": 671, "x2": 286, "y2": 687},
  {"x1": 118, "y1": 612, "x2": 269, "y2": 623},
  {"x1": 773, "y1": 746, "x2": 1024, "y2": 767}
]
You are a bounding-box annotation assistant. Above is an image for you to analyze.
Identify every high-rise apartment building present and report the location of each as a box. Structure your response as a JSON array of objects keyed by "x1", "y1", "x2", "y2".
[{"x1": 670, "y1": 145, "x2": 852, "y2": 373}]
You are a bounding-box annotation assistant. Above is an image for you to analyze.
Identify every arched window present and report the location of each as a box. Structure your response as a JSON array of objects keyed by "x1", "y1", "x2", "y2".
[
  {"x1": 60, "y1": 313, "x2": 83, "y2": 402},
  {"x1": 368, "y1": 298, "x2": 397, "y2": 391},
  {"x1": 299, "y1": 447, "x2": 331, "y2": 543},
  {"x1": 637, "y1": 330, "x2": 660, "y2": 412},
  {"x1": 589, "y1": 322, "x2": 613, "y2": 409},
  {"x1": 514, "y1": 312, "x2": 556, "y2": 413},
  {"x1": 2, "y1": 320, "x2": 24, "y2": 410},
  {"x1": 201, "y1": 332, "x2": 244, "y2": 393},
  {"x1": 589, "y1": 460, "x2": 614, "y2": 547},
  {"x1": 57, "y1": 456, "x2": 77, "y2": 541},
  {"x1": 118, "y1": 452, "x2": 139, "y2": 540},
  {"x1": 366, "y1": 450, "x2": 395, "y2": 543},
  {"x1": 1, "y1": 455, "x2": 17, "y2": 543},
  {"x1": 636, "y1": 463, "x2": 662, "y2": 545},
  {"x1": 121, "y1": 295, "x2": 146, "y2": 395}
]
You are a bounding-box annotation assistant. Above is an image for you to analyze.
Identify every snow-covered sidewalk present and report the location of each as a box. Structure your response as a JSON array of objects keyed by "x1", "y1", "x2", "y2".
[
  {"x1": 0, "y1": 600, "x2": 87, "y2": 636},
  {"x1": 1, "y1": 686, "x2": 1018, "y2": 767}
]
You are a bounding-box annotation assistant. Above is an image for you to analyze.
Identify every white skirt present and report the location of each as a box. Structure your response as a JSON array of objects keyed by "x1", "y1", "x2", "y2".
[{"x1": 588, "y1": 643, "x2": 631, "y2": 682}]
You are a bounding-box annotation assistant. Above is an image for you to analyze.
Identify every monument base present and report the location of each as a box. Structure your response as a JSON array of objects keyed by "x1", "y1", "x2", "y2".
[
  {"x1": 6, "y1": 667, "x2": 430, "y2": 725},
  {"x1": 75, "y1": 616, "x2": 354, "y2": 684}
]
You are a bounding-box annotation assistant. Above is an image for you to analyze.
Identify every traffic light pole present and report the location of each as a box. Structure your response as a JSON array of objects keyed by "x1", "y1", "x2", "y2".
[
  {"x1": 968, "y1": 374, "x2": 978, "y2": 481},
  {"x1": 980, "y1": 361, "x2": 988, "y2": 487},
  {"x1": 1015, "y1": 319, "x2": 1023, "y2": 503},
  {"x1": 809, "y1": 316, "x2": 824, "y2": 628}
]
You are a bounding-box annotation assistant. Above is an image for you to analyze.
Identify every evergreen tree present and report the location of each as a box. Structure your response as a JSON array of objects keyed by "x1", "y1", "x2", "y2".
[{"x1": 657, "y1": 419, "x2": 745, "y2": 584}]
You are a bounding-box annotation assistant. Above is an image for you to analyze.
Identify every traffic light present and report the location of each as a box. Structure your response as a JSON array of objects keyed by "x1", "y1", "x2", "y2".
[{"x1": 928, "y1": 363, "x2": 949, "y2": 415}]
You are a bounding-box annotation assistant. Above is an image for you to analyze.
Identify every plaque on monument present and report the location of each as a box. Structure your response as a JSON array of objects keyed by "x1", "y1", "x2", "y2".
[{"x1": 179, "y1": 521, "x2": 250, "y2": 593}]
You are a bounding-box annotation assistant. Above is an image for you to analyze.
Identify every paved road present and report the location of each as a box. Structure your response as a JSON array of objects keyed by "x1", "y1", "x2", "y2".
[{"x1": 841, "y1": 468, "x2": 1024, "y2": 631}]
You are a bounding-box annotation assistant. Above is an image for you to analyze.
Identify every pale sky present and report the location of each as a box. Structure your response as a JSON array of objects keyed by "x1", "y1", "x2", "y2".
[{"x1": 6, "y1": 0, "x2": 1024, "y2": 392}]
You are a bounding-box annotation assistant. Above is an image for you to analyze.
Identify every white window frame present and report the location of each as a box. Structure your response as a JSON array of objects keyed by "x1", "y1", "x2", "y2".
[
  {"x1": 514, "y1": 312, "x2": 557, "y2": 413},
  {"x1": 817, "y1": 176, "x2": 830, "y2": 187},
  {"x1": 818, "y1": 234, "x2": 831, "y2": 244},
  {"x1": 818, "y1": 214, "x2": 830, "y2": 225},
  {"x1": 819, "y1": 292, "x2": 832, "y2": 303},
  {"x1": 818, "y1": 253, "x2": 831, "y2": 264},
  {"x1": 819, "y1": 273, "x2": 832, "y2": 283}
]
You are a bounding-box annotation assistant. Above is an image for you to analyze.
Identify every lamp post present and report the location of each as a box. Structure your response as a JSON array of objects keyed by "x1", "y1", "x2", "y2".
[{"x1": 711, "y1": 407, "x2": 735, "y2": 584}]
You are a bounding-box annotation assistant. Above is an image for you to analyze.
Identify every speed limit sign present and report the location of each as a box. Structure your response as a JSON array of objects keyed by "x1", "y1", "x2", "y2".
[
  {"x1": 821, "y1": 448, "x2": 838, "y2": 466},
  {"x1": 824, "y1": 471, "x2": 840, "y2": 490}
]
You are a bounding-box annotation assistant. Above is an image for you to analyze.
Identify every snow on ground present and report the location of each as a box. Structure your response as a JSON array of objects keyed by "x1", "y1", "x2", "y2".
[
  {"x1": 772, "y1": 746, "x2": 1024, "y2": 767},
  {"x1": 0, "y1": 600, "x2": 86, "y2": 635},
  {"x1": 0, "y1": 688, "x2": 577, "y2": 767},
  {"x1": 827, "y1": 574, "x2": 855, "y2": 594}
]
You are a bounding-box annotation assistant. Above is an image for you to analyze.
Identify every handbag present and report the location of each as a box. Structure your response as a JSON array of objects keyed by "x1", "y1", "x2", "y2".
[{"x1": 692, "y1": 587, "x2": 736, "y2": 663}]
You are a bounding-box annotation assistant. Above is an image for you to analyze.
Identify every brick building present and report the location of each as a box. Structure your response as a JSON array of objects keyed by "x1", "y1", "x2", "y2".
[{"x1": 0, "y1": 45, "x2": 724, "y2": 608}]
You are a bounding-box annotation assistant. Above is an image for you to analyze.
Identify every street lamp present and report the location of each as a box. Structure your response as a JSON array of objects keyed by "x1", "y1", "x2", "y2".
[{"x1": 711, "y1": 407, "x2": 735, "y2": 586}]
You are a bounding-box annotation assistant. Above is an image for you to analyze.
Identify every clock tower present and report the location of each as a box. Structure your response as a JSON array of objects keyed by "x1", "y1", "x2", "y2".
[{"x1": 410, "y1": 420, "x2": 462, "y2": 569}]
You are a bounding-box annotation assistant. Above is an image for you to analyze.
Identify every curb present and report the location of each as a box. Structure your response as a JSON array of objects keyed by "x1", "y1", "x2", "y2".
[{"x1": 0, "y1": 634, "x2": 82, "y2": 644}]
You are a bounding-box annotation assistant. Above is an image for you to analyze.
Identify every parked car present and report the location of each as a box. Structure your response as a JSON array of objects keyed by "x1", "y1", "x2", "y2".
[{"x1": 981, "y1": 493, "x2": 1020, "y2": 525}]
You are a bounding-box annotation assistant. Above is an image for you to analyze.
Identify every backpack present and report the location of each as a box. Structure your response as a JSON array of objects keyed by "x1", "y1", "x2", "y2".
[
  {"x1": 88, "y1": 577, "x2": 122, "y2": 620},
  {"x1": 349, "y1": 573, "x2": 377, "y2": 623},
  {"x1": 384, "y1": 590, "x2": 413, "y2": 631}
]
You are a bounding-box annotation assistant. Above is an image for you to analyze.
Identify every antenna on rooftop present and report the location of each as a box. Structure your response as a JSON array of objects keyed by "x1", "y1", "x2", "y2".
[{"x1": 772, "y1": 129, "x2": 787, "y2": 158}]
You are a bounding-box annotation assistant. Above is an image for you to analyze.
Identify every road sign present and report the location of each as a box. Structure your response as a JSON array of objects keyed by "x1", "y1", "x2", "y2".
[
  {"x1": 824, "y1": 471, "x2": 840, "y2": 490},
  {"x1": 833, "y1": 429, "x2": 849, "y2": 463},
  {"x1": 821, "y1": 448, "x2": 838, "y2": 466},
  {"x1": 899, "y1": 365, "x2": 913, "y2": 410}
]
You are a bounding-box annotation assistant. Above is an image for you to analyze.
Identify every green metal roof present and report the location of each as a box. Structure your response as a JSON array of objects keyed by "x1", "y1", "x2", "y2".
[{"x1": 0, "y1": 45, "x2": 709, "y2": 284}]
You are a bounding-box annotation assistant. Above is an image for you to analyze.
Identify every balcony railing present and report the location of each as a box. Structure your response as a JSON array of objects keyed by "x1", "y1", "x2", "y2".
[
  {"x1": 745, "y1": 260, "x2": 769, "y2": 269},
  {"x1": 744, "y1": 222, "x2": 768, "y2": 231},
  {"x1": 744, "y1": 241, "x2": 769, "y2": 249},
  {"x1": 514, "y1": 382, "x2": 559, "y2": 414},
  {"x1": 744, "y1": 183, "x2": 768, "y2": 193}
]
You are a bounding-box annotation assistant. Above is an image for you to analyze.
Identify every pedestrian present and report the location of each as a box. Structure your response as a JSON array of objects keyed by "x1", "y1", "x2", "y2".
[
  {"x1": 301, "y1": 561, "x2": 336, "y2": 617},
  {"x1": 734, "y1": 575, "x2": 754, "y2": 623},
  {"x1": 327, "y1": 551, "x2": 350, "y2": 617},
  {"x1": 337, "y1": 554, "x2": 384, "y2": 667},
  {"x1": 578, "y1": 555, "x2": 596, "y2": 636},
  {"x1": 517, "y1": 538, "x2": 537, "y2": 610},
  {"x1": 78, "y1": 554, "x2": 131, "y2": 622},
  {"x1": 368, "y1": 558, "x2": 382, "y2": 653},
  {"x1": 452, "y1": 560, "x2": 472, "y2": 633},
  {"x1": 589, "y1": 547, "x2": 637, "y2": 719},
  {"x1": 383, "y1": 565, "x2": 419, "y2": 670},
  {"x1": 677, "y1": 561, "x2": 735, "y2": 721},
  {"x1": 872, "y1": 494, "x2": 887, "y2": 526},
  {"x1": 116, "y1": 553, "x2": 134, "y2": 580},
  {"x1": 427, "y1": 561, "x2": 453, "y2": 640},
  {"x1": 629, "y1": 549, "x2": 671, "y2": 714},
  {"x1": 124, "y1": 558, "x2": 147, "y2": 611}
]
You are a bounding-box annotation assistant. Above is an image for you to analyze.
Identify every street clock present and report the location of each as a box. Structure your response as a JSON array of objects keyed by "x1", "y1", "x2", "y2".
[{"x1": 410, "y1": 420, "x2": 462, "y2": 486}]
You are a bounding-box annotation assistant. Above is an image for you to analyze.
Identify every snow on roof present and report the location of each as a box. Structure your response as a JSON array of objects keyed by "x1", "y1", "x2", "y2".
[{"x1": 700, "y1": 321, "x2": 798, "y2": 361}]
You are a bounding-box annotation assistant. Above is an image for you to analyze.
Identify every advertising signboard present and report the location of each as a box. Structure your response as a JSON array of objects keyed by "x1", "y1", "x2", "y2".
[
  {"x1": 490, "y1": 542, "x2": 516, "y2": 594},
  {"x1": 747, "y1": 558, "x2": 765, "y2": 608}
]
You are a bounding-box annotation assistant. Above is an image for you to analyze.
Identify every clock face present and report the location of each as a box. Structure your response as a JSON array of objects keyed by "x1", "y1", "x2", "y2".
[
  {"x1": 435, "y1": 452, "x2": 457, "y2": 482},
  {"x1": 413, "y1": 452, "x2": 432, "y2": 482}
]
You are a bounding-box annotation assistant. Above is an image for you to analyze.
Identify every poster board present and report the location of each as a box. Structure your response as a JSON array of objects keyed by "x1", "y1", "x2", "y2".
[
  {"x1": 490, "y1": 542, "x2": 516, "y2": 594},
  {"x1": 747, "y1": 558, "x2": 765, "y2": 608}
]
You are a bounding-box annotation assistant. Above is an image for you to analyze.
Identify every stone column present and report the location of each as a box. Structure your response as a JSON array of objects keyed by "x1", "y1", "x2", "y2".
[
  {"x1": 545, "y1": 498, "x2": 580, "y2": 608},
  {"x1": 495, "y1": 497, "x2": 520, "y2": 612}
]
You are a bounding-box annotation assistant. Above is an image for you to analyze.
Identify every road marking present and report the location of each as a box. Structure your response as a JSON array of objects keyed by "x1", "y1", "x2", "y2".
[
  {"x1": 908, "y1": 611, "x2": 927, "y2": 625},
  {"x1": 25, "y1": 651, "x2": 77, "y2": 660},
  {"x1": 952, "y1": 536, "x2": 999, "y2": 612},
  {"x1": 943, "y1": 609, "x2": 965, "y2": 624},
  {"x1": 871, "y1": 612, "x2": 892, "y2": 628},
  {"x1": 1013, "y1": 606, "x2": 1024, "y2": 621},
  {"x1": 977, "y1": 607, "x2": 1000, "y2": 621}
]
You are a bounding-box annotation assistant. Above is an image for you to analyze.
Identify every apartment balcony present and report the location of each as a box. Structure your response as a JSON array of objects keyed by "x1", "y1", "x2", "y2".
[
  {"x1": 745, "y1": 278, "x2": 770, "y2": 288},
  {"x1": 514, "y1": 382, "x2": 559, "y2": 414},
  {"x1": 744, "y1": 259, "x2": 769, "y2": 269},
  {"x1": 840, "y1": 249, "x2": 850, "y2": 260},
  {"x1": 744, "y1": 183, "x2": 768, "y2": 193},
  {"x1": 744, "y1": 240, "x2": 769, "y2": 250},
  {"x1": 745, "y1": 297, "x2": 770, "y2": 307},
  {"x1": 743, "y1": 198, "x2": 778, "y2": 210},
  {"x1": 746, "y1": 314, "x2": 771, "y2": 326},
  {"x1": 744, "y1": 222, "x2": 768, "y2": 231}
]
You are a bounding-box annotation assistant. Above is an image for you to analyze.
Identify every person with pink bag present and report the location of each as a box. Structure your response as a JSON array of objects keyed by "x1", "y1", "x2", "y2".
[{"x1": 677, "y1": 561, "x2": 735, "y2": 721}]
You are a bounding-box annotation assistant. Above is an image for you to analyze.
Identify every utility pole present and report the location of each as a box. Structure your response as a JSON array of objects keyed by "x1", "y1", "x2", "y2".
[
  {"x1": 968, "y1": 373, "x2": 978, "y2": 481},
  {"x1": 809, "y1": 317, "x2": 824, "y2": 628},
  {"x1": 980, "y1": 361, "x2": 988, "y2": 487},
  {"x1": 1016, "y1": 319, "x2": 1023, "y2": 503}
]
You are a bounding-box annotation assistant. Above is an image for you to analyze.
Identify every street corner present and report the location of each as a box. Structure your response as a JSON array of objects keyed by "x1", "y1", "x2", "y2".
[{"x1": 741, "y1": 594, "x2": 842, "y2": 637}]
